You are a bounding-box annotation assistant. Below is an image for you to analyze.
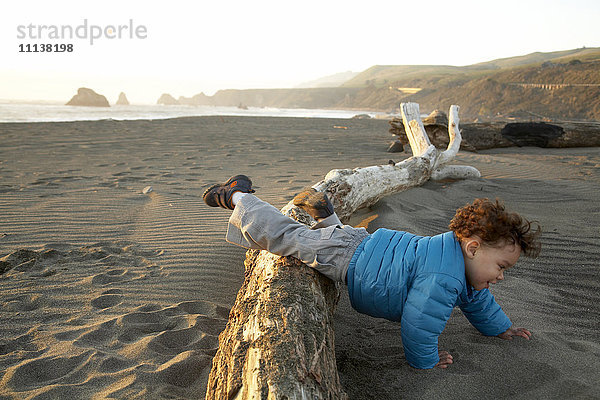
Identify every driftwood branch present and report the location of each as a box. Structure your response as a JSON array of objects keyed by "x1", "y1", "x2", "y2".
[
  {"x1": 205, "y1": 103, "x2": 479, "y2": 399},
  {"x1": 309, "y1": 103, "x2": 479, "y2": 222}
]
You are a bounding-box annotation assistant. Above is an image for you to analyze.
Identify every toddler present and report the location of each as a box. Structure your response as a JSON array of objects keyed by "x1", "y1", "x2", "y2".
[{"x1": 203, "y1": 175, "x2": 541, "y2": 369}]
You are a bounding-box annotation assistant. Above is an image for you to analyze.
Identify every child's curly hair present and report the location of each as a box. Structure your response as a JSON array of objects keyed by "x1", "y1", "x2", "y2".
[{"x1": 449, "y1": 198, "x2": 541, "y2": 257}]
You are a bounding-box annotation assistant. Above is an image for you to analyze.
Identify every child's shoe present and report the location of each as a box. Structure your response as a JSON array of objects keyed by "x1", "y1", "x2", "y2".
[
  {"x1": 203, "y1": 175, "x2": 255, "y2": 210},
  {"x1": 293, "y1": 188, "x2": 334, "y2": 220}
]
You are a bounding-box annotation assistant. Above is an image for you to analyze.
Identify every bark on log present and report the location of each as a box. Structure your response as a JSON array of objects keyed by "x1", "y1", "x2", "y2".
[{"x1": 205, "y1": 103, "x2": 479, "y2": 400}]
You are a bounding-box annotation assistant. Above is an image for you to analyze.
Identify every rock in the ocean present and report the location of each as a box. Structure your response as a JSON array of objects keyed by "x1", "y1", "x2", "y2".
[
  {"x1": 66, "y1": 88, "x2": 110, "y2": 107},
  {"x1": 116, "y1": 92, "x2": 130, "y2": 105},
  {"x1": 157, "y1": 94, "x2": 179, "y2": 105}
]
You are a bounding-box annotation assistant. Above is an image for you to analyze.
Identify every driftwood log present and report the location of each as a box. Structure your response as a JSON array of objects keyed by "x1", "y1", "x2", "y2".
[
  {"x1": 205, "y1": 103, "x2": 480, "y2": 400},
  {"x1": 389, "y1": 112, "x2": 600, "y2": 151}
]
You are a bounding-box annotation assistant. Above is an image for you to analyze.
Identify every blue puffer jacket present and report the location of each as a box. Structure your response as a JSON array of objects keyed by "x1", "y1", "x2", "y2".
[{"x1": 346, "y1": 229, "x2": 512, "y2": 369}]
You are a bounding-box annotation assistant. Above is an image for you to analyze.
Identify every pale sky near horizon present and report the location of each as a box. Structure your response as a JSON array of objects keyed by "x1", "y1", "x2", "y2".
[{"x1": 1, "y1": 0, "x2": 598, "y2": 104}]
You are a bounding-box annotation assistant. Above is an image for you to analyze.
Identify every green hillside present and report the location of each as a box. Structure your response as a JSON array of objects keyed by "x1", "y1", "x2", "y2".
[
  {"x1": 342, "y1": 48, "x2": 600, "y2": 88},
  {"x1": 401, "y1": 60, "x2": 600, "y2": 120},
  {"x1": 469, "y1": 47, "x2": 600, "y2": 69},
  {"x1": 341, "y1": 65, "x2": 466, "y2": 87},
  {"x1": 336, "y1": 48, "x2": 600, "y2": 120}
]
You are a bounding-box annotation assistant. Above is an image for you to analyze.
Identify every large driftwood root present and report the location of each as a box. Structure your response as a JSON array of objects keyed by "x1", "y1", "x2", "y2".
[{"x1": 205, "y1": 103, "x2": 479, "y2": 399}]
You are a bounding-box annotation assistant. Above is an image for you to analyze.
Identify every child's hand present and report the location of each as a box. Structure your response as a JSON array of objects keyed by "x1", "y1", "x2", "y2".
[
  {"x1": 435, "y1": 350, "x2": 453, "y2": 369},
  {"x1": 498, "y1": 327, "x2": 532, "y2": 340}
]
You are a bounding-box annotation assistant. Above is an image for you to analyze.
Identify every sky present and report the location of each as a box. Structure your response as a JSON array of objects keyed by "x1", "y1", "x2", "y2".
[{"x1": 1, "y1": 0, "x2": 598, "y2": 104}]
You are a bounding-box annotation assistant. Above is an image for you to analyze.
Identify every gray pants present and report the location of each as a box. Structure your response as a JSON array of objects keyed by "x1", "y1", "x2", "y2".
[{"x1": 226, "y1": 194, "x2": 370, "y2": 282}]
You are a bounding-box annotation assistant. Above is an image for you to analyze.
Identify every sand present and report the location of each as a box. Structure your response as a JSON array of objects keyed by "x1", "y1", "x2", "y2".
[{"x1": 0, "y1": 116, "x2": 598, "y2": 399}]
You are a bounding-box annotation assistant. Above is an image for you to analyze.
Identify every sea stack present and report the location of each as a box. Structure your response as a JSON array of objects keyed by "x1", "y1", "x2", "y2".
[
  {"x1": 66, "y1": 88, "x2": 110, "y2": 107},
  {"x1": 116, "y1": 92, "x2": 130, "y2": 105},
  {"x1": 157, "y1": 94, "x2": 179, "y2": 105}
]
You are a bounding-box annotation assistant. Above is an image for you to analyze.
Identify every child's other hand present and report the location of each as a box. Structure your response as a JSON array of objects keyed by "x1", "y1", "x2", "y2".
[
  {"x1": 498, "y1": 326, "x2": 532, "y2": 340},
  {"x1": 435, "y1": 350, "x2": 453, "y2": 369}
]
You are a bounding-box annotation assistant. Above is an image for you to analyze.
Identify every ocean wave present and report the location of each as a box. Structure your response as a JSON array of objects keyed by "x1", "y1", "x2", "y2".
[{"x1": 0, "y1": 102, "x2": 380, "y2": 123}]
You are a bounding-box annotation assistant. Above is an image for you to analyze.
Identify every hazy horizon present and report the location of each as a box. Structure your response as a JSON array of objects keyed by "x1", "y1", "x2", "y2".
[{"x1": 1, "y1": 0, "x2": 599, "y2": 104}]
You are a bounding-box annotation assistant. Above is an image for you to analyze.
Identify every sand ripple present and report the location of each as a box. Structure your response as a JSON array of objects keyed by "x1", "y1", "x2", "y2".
[{"x1": 0, "y1": 242, "x2": 227, "y2": 398}]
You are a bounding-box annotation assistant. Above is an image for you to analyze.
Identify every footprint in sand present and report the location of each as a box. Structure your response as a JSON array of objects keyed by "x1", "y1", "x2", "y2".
[
  {"x1": 150, "y1": 350, "x2": 212, "y2": 388},
  {"x1": 0, "y1": 330, "x2": 47, "y2": 356},
  {"x1": 91, "y1": 268, "x2": 137, "y2": 286},
  {"x1": 114, "y1": 309, "x2": 184, "y2": 345},
  {"x1": 91, "y1": 288, "x2": 124, "y2": 309},
  {"x1": 175, "y1": 300, "x2": 229, "y2": 318},
  {"x1": 91, "y1": 294, "x2": 123, "y2": 309},
  {"x1": 1, "y1": 249, "x2": 41, "y2": 275},
  {"x1": 1, "y1": 350, "x2": 95, "y2": 391},
  {"x1": 147, "y1": 325, "x2": 207, "y2": 355},
  {"x1": 72, "y1": 319, "x2": 117, "y2": 348},
  {"x1": 98, "y1": 355, "x2": 136, "y2": 373},
  {"x1": 2, "y1": 294, "x2": 45, "y2": 312}
]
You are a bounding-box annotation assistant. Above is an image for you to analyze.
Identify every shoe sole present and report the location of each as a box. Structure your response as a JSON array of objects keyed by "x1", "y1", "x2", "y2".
[{"x1": 203, "y1": 175, "x2": 252, "y2": 208}]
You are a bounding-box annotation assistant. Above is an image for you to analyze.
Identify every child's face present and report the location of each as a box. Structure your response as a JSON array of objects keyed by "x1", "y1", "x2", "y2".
[{"x1": 462, "y1": 239, "x2": 521, "y2": 291}]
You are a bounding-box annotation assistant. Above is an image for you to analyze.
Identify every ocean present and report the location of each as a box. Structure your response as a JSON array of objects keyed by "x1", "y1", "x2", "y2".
[{"x1": 0, "y1": 101, "x2": 382, "y2": 123}]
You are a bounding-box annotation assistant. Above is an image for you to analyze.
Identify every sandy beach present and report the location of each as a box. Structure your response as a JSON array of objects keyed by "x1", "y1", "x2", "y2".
[{"x1": 0, "y1": 116, "x2": 598, "y2": 399}]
